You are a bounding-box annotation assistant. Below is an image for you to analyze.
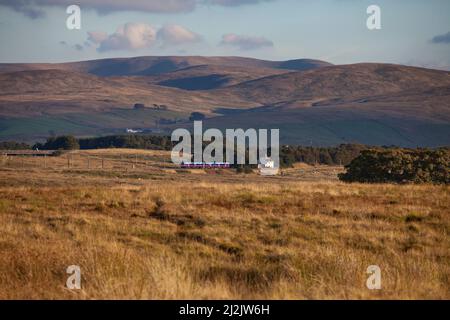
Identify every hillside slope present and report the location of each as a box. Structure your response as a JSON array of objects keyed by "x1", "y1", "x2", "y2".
[
  {"x1": 0, "y1": 56, "x2": 449, "y2": 146},
  {"x1": 0, "y1": 69, "x2": 256, "y2": 117},
  {"x1": 220, "y1": 63, "x2": 450, "y2": 105},
  {"x1": 200, "y1": 86, "x2": 450, "y2": 147}
]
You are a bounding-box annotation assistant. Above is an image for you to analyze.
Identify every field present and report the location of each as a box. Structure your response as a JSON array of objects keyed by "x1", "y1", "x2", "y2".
[
  {"x1": 0, "y1": 108, "x2": 186, "y2": 142},
  {"x1": 0, "y1": 149, "x2": 449, "y2": 299}
]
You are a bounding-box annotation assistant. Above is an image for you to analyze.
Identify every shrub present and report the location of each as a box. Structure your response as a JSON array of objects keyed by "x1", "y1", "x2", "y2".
[{"x1": 339, "y1": 148, "x2": 449, "y2": 184}]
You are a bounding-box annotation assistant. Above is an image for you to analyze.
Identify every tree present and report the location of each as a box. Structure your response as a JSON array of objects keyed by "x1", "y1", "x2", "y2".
[
  {"x1": 338, "y1": 148, "x2": 449, "y2": 184},
  {"x1": 41, "y1": 135, "x2": 80, "y2": 150}
]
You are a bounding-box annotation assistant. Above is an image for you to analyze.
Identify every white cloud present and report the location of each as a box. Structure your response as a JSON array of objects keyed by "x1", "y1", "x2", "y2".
[
  {"x1": 94, "y1": 23, "x2": 157, "y2": 52},
  {"x1": 87, "y1": 31, "x2": 108, "y2": 45},
  {"x1": 220, "y1": 33, "x2": 274, "y2": 50},
  {"x1": 87, "y1": 23, "x2": 202, "y2": 52},
  {"x1": 157, "y1": 24, "x2": 202, "y2": 46}
]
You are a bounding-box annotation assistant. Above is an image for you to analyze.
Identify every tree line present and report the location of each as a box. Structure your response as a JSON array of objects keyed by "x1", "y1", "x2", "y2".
[
  {"x1": 280, "y1": 144, "x2": 370, "y2": 166},
  {"x1": 23, "y1": 135, "x2": 173, "y2": 151},
  {"x1": 0, "y1": 141, "x2": 31, "y2": 150},
  {"x1": 1, "y1": 134, "x2": 448, "y2": 184},
  {"x1": 14, "y1": 135, "x2": 371, "y2": 166}
]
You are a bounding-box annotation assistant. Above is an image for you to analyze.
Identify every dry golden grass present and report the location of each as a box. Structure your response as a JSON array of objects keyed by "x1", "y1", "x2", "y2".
[{"x1": 0, "y1": 150, "x2": 449, "y2": 299}]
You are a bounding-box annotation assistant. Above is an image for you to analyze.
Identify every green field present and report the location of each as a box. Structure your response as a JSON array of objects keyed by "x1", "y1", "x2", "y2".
[{"x1": 0, "y1": 108, "x2": 187, "y2": 142}]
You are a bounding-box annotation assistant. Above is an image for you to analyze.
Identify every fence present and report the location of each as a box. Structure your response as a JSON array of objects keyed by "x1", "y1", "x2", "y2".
[{"x1": 0, "y1": 151, "x2": 171, "y2": 172}]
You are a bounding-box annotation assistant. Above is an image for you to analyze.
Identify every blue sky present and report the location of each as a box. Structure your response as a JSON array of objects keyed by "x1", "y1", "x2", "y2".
[{"x1": 0, "y1": 0, "x2": 449, "y2": 69}]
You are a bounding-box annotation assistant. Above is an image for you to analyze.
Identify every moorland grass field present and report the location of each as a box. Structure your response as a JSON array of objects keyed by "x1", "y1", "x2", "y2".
[{"x1": 0, "y1": 149, "x2": 449, "y2": 299}]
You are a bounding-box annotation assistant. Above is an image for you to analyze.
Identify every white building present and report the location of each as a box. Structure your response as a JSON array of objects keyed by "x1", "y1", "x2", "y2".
[{"x1": 258, "y1": 157, "x2": 279, "y2": 176}]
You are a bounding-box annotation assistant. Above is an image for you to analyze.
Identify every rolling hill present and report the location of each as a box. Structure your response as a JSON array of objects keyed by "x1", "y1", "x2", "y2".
[
  {"x1": 200, "y1": 86, "x2": 450, "y2": 147},
  {"x1": 0, "y1": 56, "x2": 449, "y2": 146},
  {"x1": 0, "y1": 56, "x2": 331, "y2": 76},
  {"x1": 220, "y1": 63, "x2": 450, "y2": 105},
  {"x1": 151, "y1": 64, "x2": 288, "y2": 90}
]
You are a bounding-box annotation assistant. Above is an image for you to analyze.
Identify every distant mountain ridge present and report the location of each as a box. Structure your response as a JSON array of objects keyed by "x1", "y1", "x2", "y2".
[
  {"x1": 0, "y1": 56, "x2": 332, "y2": 76},
  {"x1": 0, "y1": 55, "x2": 449, "y2": 147}
]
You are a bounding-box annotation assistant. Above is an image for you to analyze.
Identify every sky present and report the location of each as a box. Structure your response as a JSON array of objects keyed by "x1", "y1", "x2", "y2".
[{"x1": 0, "y1": 0, "x2": 449, "y2": 69}]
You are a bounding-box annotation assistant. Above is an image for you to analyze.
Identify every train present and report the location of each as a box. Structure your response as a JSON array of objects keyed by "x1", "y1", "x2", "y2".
[{"x1": 180, "y1": 162, "x2": 231, "y2": 169}]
